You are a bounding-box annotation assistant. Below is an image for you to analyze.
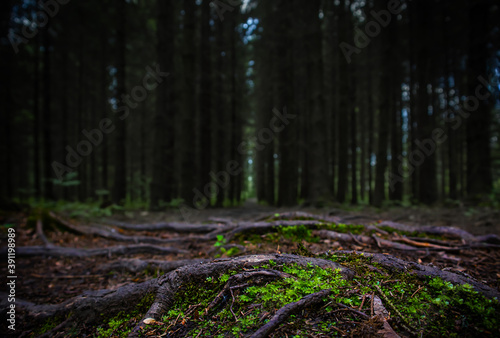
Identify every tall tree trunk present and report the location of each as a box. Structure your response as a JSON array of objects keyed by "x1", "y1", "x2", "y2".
[
  {"x1": 214, "y1": 18, "x2": 226, "y2": 208},
  {"x1": 390, "y1": 56, "x2": 403, "y2": 201},
  {"x1": 77, "y1": 32, "x2": 86, "y2": 201},
  {"x1": 408, "y1": 0, "x2": 419, "y2": 202},
  {"x1": 466, "y1": 0, "x2": 493, "y2": 198},
  {"x1": 373, "y1": 0, "x2": 394, "y2": 207},
  {"x1": 350, "y1": 75, "x2": 358, "y2": 205},
  {"x1": 229, "y1": 13, "x2": 241, "y2": 204},
  {"x1": 367, "y1": 64, "x2": 374, "y2": 205},
  {"x1": 277, "y1": 0, "x2": 298, "y2": 207},
  {"x1": 33, "y1": 35, "x2": 41, "y2": 200},
  {"x1": 180, "y1": 0, "x2": 198, "y2": 206},
  {"x1": 416, "y1": 0, "x2": 437, "y2": 205},
  {"x1": 113, "y1": 0, "x2": 127, "y2": 204},
  {"x1": 101, "y1": 31, "x2": 109, "y2": 196},
  {"x1": 198, "y1": 0, "x2": 213, "y2": 208},
  {"x1": 0, "y1": 1, "x2": 13, "y2": 199},
  {"x1": 323, "y1": 0, "x2": 337, "y2": 198},
  {"x1": 60, "y1": 32, "x2": 69, "y2": 200},
  {"x1": 336, "y1": 0, "x2": 350, "y2": 204},
  {"x1": 42, "y1": 23, "x2": 54, "y2": 200},
  {"x1": 150, "y1": 0, "x2": 174, "y2": 209},
  {"x1": 305, "y1": 0, "x2": 329, "y2": 206}
]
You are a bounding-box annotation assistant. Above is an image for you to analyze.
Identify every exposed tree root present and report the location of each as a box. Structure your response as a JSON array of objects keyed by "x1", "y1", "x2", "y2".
[
  {"x1": 249, "y1": 289, "x2": 332, "y2": 338},
  {"x1": 257, "y1": 211, "x2": 341, "y2": 223},
  {"x1": 6, "y1": 251, "x2": 499, "y2": 337},
  {"x1": 2, "y1": 244, "x2": 187, "y2": 258},
  {"x1": 8, "y1": 209, "x2": 500, "y2": 337},
  {"x1": 130, "y1": 254, "x2": 352, "y2": 335},
  {"x1": 50, "y1": 212, "x2": 500, "y2": 255},
  {"x1": 36, "y1": 219, "x2": 54, "y2": 248},
  {"x1": 334, "y1": 250, "x2": 500, "y2": 299},
  {"x1": 205, "y1": 269, "x2": 294, "y2": 316},
  {"x1": 98, "y1": 258, "x2": 210, "y2": 274},
  {"x1": 50, "y1": 212, "x2": 193, "y2": 244},
  {"x1": 0, "y1": 279, "x2": 157, "y2": 335},
  {"x1": 377, "y1": 220, "x2": 500, "y2": 244},
  {"x1": 103, "y1": 218, "x2": 228, "y2": 233}
]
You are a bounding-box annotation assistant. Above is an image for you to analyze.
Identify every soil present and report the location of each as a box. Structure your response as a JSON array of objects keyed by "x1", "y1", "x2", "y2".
[{"x1": 0, "y1": 200, "x2": 499, "y2": 336}]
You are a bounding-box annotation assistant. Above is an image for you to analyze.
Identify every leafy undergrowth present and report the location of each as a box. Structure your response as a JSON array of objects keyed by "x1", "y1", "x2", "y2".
[{"x1": 126, "y1": 253, "x2": 499, "y2": 337}]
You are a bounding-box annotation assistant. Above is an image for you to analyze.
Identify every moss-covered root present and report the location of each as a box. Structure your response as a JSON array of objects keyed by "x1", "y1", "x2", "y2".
[
  {"x1": 249, "y1": 289, "x2": 332, "y2": 338},
  {"x1": 129, "y1": 254, "x2": 353, "y2": 336},
  {"x1": 2, "y1": 279, "x2": 157, "y2": 337}
]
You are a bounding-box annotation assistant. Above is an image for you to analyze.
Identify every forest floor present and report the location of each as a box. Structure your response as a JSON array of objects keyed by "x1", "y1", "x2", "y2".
[{"x1": 1, "y1": 201, "x2": 500, "y2": 337}]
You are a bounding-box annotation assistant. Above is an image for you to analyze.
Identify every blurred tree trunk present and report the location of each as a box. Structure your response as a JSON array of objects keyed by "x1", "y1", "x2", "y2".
[
  {"x1": 113, "y1": 0, "x2": 127, "y2": 204},
  {"x1": 416, "y1": 0, "x2": 437, "y2": 205},
  {"x1": 214, "y1": 17, "x2": 227, "y2": 208},
  {"x1": 336, "y1": 0, "x2": 350, "y2": 204},
  {"x1": 77, "y1": 31, "x2": 86, "y2": 201},
  {"x1": 42, "y1": 23, "x2": 54, "y2": 200},
  {"x1": 350, "y1": 71, "x2": 357, "y2": 205},
  {"x1": 305, "y1": 0, "x2": 329, "y2": 206},
  {"x1": 373, "y1": 0, "x2": 394, "y2": 208},
  {"x1": 101, "y1": 31, "x2": 109, "y2": 196},
  {"x1": 466, "y1": 0, "x2": 493, "y2": 198},
  {"x1": 181, "y1": 0, "x2": 198, "y2": 206},
  {"x1": 33, "y1": 36, "x2": 41, "y2": 199},
  {"x1": 150, "y1": 0, "x2": 174, "y2": 209},
  {"x1": 277, "y1": 0, "x2": 298, "y2": 207},
  {"x1": 389, "y1": 21, "x2": 403, "y2": 201},
  {"x1": 198, "y1": 0, "x2": 213, "y2": 207},
  {"x1": 229, "y1": 13, "x2": 242, "y2": 204},
  {"x1": 0, "y1": 0, "x2": 13, "y2": 199}
]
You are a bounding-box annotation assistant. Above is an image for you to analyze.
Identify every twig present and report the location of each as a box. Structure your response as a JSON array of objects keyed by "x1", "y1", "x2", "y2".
[
  {"x1": 229, "y1": 288, "x2": 238, "y2": 321},
  {"x1": 370, "y1": 292, "x2": 374, "y2": 317},
  {"x1": 411, "y1": 286, "x2": 423, "y2": 298},
  {"x1": 335, "y1": 303, "x2": 369, "y2": 318},
  {"x1": 358, "y1": 294, "x2": 366, "y2": 310}
]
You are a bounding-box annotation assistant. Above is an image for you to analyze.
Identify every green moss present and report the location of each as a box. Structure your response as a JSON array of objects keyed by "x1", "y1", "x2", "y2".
[
  {"x1": 33, "y1": 315, "x2": 66, "y2": 335},
  {"x1": 322, "y1": 223, "x2": 366, "y2": 234},
  {"x1": 151, "y1": 263, "x2": 352, "y2": 336},
  {"x1": 95, "y1": 293, "x2": 156, "y2": 337},
  {"x1": 133, "y1": 253, "x2": 499, "y2": 337},
  {"x1": 96, "y1": 314, "x2": 132, "y2": 338},
  {"x1": 324, "y1": 252, "x2": 500, "y2": 336},
  {"x1": 377, "y1": 226, "x2": 449, "y2": 241}
]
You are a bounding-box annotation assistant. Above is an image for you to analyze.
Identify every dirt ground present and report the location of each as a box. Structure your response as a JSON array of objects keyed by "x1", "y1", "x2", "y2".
[
  {"x1": 110, "y1": 199, "x2": 500, "y2": 235},
  {"x1": 1, "y1": 200, "x2": 499, "y2": 314}
]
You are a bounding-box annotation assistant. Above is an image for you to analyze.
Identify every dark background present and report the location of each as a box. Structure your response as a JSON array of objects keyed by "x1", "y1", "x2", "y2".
[{"x1": 0, "y1": 0, "x2": 499, "y2": 210}]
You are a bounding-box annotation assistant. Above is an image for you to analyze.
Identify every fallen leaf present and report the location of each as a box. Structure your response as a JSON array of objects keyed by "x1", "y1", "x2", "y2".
[{"x1": 143, "y1": 318, "x2": 157, "y2": 325}]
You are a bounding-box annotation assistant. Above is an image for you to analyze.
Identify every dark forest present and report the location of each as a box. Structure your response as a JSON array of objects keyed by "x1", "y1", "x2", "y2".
[
  {"x1": 1, "y1": 0, "x2": 499, "y2": 209},
  {"x1": 1, "y1": 1, "x2": 500, "y2": 337}
]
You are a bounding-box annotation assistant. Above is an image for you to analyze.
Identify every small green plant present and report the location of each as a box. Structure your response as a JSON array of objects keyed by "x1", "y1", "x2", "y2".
[{"x1": 214, "y1": 235, "x2": 227, "y2": 247}]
